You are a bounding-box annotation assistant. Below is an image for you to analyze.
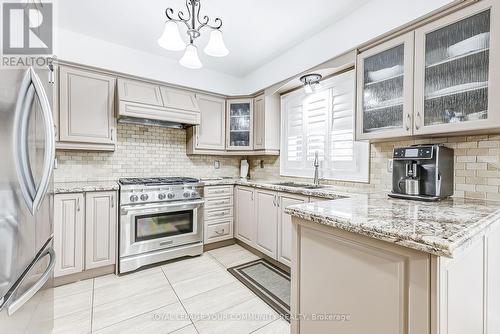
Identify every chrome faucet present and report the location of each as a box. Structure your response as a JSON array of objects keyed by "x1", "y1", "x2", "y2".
[{"x1": 313, "y1": 151, "x2": 320, "y2": 186}]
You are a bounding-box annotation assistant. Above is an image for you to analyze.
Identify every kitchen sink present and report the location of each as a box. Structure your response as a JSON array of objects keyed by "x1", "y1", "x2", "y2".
[{"x1": 272, "y1": 182, "x2": 325, "y2": 189}]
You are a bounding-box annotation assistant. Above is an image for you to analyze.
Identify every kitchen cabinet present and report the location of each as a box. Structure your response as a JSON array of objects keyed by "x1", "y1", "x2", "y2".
[
  {"x1": 356, "y1": 32, "x2": 414, "y2": 140},
  {"x1": 188, "y1": 94, "x2": 226, "y2": 152},
  {"x1": 58, "y1": 66, "x2": 116, "y2": 151},
  {"x1": 54, "y1": 193, "x2": 85, "y2": 277},
  {"x1": 85, "y1": 191, "x2": 117, "y2": 270},
  {"x1": 54, "y1": 191, "x2": 117, "y2": 278},
  {"x1": 254, "y1": 189, "x2": 279, "y2": 258},
  {"x1": 356, "y1": 0, "x2": 500, "y2": 141},
  {"x1": 204, "y1": 185, "x2": 234, "y2": 244},
  {"x1": 278, "y1": 193, "x2": 308, "y2": 266},
  {"x1": 234, "y1": 186, "x2": 255, "y2": 245},
  {"x1": 253, "y1": 94, "x2": 280, "y2": 152},
  {"x1": 414, "y1": 0, "x2": 500, "y2": 135},
  {"x1": 227, "y1": 99, "x2": 253, "y2": 150}
]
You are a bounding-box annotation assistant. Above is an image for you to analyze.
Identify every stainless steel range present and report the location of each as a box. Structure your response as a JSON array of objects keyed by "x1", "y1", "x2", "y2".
[{"x1": 118, "y1": 177, "x2": 204, "y2": 274}]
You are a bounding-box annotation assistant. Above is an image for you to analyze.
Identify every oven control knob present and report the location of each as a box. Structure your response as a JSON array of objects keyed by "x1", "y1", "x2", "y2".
[
  {"x1": 167, "y1": 193, "x2": 175, "y2": 199},
  {"x1": 140, "y1": 194, "x2": 149, "y2": 201},
  {"x1": 183, "y1": 192, "x2": 190, "y2": 198},
  {"x1": 191, "y1": 191, "x2": 198, "y2": 198},
  {"x1": 158, "y1": 193, "x2": 166, "y2": 200},
  {"x1": 130, "y1": 195, "x2": 139, "y2": 202}
]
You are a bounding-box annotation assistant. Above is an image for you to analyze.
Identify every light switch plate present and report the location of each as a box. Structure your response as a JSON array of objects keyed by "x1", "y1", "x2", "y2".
[
  {"x1": 214, "y1": 160, "x2": 220, "y2": 169},
  {"x1": 387, "y1": 159, "x2": 393, "y2": 173}
]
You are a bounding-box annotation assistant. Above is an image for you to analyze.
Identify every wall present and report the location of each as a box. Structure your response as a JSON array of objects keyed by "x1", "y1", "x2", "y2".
[
  {"x1": 54, "y1": 123, "x2": 241, "y2": 182},
  {"x1": 249, "y1": 134, "x2": 500, "y2": 200}
]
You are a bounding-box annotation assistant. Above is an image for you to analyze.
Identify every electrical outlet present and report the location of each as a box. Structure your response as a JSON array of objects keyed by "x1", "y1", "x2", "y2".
[
  {"x1": 214, "y1": 160, "x2": 220, "y2": 169},
  {"x1": 387, "y1": 159, "x2": 393, "y2": 173}
]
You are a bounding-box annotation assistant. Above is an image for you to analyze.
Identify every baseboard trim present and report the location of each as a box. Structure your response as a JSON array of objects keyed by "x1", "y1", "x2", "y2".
[
  {"x1": 54, "y1": 265, "x2": 115, "y2": 286},
  {"x1": 203, "y1": 238, "x2": 236, "y2": 251},
  {"x1": 235, "y1": 239, "x2": 290, "y2": 274}
]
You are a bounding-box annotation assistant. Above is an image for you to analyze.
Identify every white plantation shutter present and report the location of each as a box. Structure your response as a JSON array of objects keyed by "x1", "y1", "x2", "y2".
[{"x1": 281, "y1": 70, "x2": 369, "y2": 182}]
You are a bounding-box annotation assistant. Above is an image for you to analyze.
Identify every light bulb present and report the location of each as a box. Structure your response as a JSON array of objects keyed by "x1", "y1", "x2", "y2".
[
  {"x1": 158, "y1": 21, "x2": 186, "y2": 51},
  {"x1": 204, "y1": 30, "x2": 229, "y2": 57},
  {"x1": 179, "y1": 44, "x2": 202, "y2": 69}
]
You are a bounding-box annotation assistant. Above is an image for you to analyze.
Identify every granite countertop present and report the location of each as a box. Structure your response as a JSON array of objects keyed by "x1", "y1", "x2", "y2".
[
  {"x1": 285, "y1": 192, "x2": 500, "y2": 257},
  {"x1": 54, "y1": 181, "x2": 119, "y2": 194},
  {"x1": 201, "y1": 178, "x2": 366, "y2": 200}
]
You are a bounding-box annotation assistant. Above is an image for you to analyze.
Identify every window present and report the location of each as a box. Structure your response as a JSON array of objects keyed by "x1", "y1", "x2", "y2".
[{"x1": 280, "y1": 70, "x2": 370, "y2": 182}]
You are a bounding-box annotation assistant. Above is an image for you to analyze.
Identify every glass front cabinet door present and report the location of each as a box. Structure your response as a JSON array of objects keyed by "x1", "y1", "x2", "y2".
[
  {"x1": 414, "y1": 0, "x2": 500, "y2": 135},
  {"x1": 226, "y1": 99, "x2": 253, "y2": 150},
  {"x1": 356, "y1": 32, "x2": 415, "y2": 140}
]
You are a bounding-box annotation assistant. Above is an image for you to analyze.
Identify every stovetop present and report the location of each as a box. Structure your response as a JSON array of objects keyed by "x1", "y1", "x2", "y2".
[{"x1": 119, "y1": 177, "x2": 200, "y2": 186}]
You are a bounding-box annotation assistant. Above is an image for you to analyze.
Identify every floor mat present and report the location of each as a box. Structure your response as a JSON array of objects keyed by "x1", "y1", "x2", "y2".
[{"x1": 228, "y1": 259, "x2": 290, "y2": 320}]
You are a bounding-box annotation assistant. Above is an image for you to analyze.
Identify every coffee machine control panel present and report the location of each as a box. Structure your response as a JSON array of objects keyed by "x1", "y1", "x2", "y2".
[{"x1": 393, "y1": 146, "x2": 433, "y2": 160}]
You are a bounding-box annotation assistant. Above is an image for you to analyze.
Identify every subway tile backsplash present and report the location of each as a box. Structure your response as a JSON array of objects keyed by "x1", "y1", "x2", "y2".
[
  {"x1": 56, "y1": 124, "x2": 500, "y2": 199},
  {"x1": 248, "y1": 134, "x2": 500, "y2": 200},
  {"x1": 54, "y1": 123, "x2": 241, "y2": 182}
]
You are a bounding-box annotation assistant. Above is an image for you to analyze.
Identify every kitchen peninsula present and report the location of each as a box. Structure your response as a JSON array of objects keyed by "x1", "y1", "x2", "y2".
[{"x1": 286, "y1": 194, "x2": 500, "y2": 334}]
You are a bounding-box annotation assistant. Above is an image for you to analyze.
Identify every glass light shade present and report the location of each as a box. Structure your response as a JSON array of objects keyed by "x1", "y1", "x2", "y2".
[
  {"x1": 158, "y1": 21, "x2": 186, "y2": 51},
  {"x1": 204, "y1": 30, "x2": 229, "y2": 57},
  {"x1": 304, "y1": 84, "x2": 313, "y2": 94},
  {"x1": 179, "y1": 44, "x2": 203, "y2": 69}
]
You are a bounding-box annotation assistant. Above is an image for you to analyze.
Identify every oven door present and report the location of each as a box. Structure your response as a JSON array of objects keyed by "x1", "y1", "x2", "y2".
[{"x1": 120, "y1": 200, "x2": 204, "y2": 258}]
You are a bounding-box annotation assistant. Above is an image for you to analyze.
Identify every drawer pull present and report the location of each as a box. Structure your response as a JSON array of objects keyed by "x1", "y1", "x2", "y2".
[
  {"x1": 211, "y1": 190, "x2": 226, "y2": 194},
  {"x1": 211, "y1": 211, "x2": 227, "y2": 217},
  {"x1": 213, "y1": 200, "x2": 228, "y2": 205},
  {"x1": 215, "y1": 228, "x2": 225, "y2": 235}
]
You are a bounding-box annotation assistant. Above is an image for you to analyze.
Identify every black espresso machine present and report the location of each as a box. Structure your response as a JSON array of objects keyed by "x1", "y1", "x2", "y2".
[{"x1": 389, "y1": 144, "x2": 454, "y2": 201}]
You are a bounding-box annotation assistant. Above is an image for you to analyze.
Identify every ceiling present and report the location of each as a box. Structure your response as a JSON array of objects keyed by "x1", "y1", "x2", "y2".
[{"x1": 57, "y1": 0, "x2": 371, "y2": 78}]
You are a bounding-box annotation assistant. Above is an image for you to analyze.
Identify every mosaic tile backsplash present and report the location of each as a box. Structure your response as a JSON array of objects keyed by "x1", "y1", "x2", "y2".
[{"x1": 56, "y1": 123, "x2": 500, "y2": 200}]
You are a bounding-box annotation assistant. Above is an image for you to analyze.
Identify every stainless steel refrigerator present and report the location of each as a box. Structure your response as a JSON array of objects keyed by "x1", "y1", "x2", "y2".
[{"x1": 0, "y1": 66, "x2": 56, "y2": 333}]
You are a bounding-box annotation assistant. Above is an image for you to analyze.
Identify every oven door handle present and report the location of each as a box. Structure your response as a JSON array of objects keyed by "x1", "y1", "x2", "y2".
[{"x1": 121, "y1": 200, "x2": 205, "y2": 215}]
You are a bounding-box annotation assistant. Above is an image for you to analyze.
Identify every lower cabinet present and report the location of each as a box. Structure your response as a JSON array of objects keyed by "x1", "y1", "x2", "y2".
[
  {"x1": 204, "y1": 185, "x2": 234, "y2": 244},
  {"x1": 234, "y1": 186, "x2": 310, "y2": 266},
  {"x1": 278, "y1": 193, "x2": 308, "y2": 266},
  {"x1": 254, "y1": 189, "x2": 279, "y2": 258},
  {"x1": 54, "y1": 191, "x2": 117, "y2": 277},
  {"x1": 234, "y1": 186, "x2": 255, "y2": 245}
]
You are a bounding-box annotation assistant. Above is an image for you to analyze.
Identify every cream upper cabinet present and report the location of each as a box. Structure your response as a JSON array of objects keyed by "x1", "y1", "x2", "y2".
[
  {"x1": 414, "y1": 0, "x2": 500, "y2": 135},
  {"x1": 254, "y1": 189, "x2": 279, "y2": 258},
  {"x1": 253, "y1": 94, "x2": 280, "y2": 152},
  {"x1": 54, "y1": 193, "x2": 85, "y2": 277},
  {"x1": 278, "y1": 193, "x2": 308, "y2": 266},
  {"x1": 235, "y1": 186, "x2": 255, "y2": 245},
  {"x1": 227, "y1": 99, "x2": 254, "y2": 150},
  {"x1": 58, "y1": 66, "x2": 116, "y2": 149},
  {"x1": 194, "y1": 94, "x2": 226, "y2": 150},
  {"x1": 253, "y1": 95, "x2": 265, "y2": 150},
  {"x1": 356, "y1": 32, "x2": 414, "y2": 140},
  {"x1": 85, "y1": 191, "x2": 117, "y2": 270},
  {"x1": 117, "y1": 78, "x2": 163, "y2": 106}
]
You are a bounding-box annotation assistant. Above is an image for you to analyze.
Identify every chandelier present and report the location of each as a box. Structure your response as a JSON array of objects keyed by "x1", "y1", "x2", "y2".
[{"x1": 158, "y1": 0, "x2": 229, "y2": 69}]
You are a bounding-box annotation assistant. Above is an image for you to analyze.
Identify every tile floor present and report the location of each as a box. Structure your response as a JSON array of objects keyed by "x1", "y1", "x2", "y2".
[{"x1": 44, "y1": 244, "x2": 290, "y2": 334}]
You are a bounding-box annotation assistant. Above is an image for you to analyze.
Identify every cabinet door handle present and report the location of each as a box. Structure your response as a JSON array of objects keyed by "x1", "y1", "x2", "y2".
[
  {"x1": 406, "y1": 114, "x2": 411, "y2": 131},
  {"x1": 110, "y1": 128, "x2": 114, "y2": 141},
  {"x1": 273, "y1": 195, "x2": 276, "y2": 207},
  {"x1": 111, "y1": 195, "x2": 114, "y2": 208},
  {"x1": 415, "y1": 112, "x2": 422, "y2": 130},
  {"x1": 76, "y1": 198, "x2": 80, "y2": 211},
  {"x1": 277, "y1": 196, "x2": 280, "y2": 207}
]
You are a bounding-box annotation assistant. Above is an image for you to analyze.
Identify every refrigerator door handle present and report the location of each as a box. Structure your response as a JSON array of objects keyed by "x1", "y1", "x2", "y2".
[
  {"x1": 13, "y1": 69, "x2": 37, "y2": 213},
  {"x1": 7, "y1": 246, "x2": 55, "y2": 316},
  {"x1": 30, "y1": 67, "x2": 55, "y2": 213}
]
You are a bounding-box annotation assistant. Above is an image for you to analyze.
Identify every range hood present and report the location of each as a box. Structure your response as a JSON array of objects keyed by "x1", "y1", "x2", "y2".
[{"x1": 117, "y1": 78, "x2": 201, "y2": 128}]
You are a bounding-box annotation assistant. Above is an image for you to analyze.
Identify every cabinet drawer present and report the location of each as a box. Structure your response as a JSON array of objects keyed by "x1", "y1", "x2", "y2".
[
  {"x1": 205, "y1": 185, "x2": 233, "y2": 198},
  {"x1": 205, "y1": 207, "x2": 233, "y2": 221},
  {"x1": 205, "y1": 220, "x2": 233, "y2": 244},
  {"x1": 205, "y1": 196, "x2": 233, "y2": 209}
]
